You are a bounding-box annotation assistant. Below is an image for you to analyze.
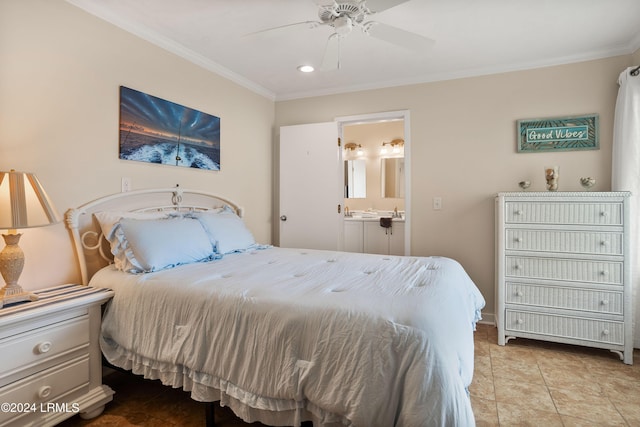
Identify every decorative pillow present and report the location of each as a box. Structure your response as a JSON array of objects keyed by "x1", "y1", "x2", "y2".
[
  {"x1": 95, "y1": 210, "x2": 173, "y2": 271},
  {"x1": 191, "y1": 208, "x2": 256, "y2": 254},
  {"x1": 114, "y1": 217, "x2": 215, "y2": 273}
]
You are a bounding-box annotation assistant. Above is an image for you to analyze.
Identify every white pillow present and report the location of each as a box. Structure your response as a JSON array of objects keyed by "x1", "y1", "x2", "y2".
[
  {"x1": 95, "y1": 210, "x2": 172, "y2": 271},
  {"x1": 115, "y1": 217, "x2": 215, "y2": 273},
  {"x1": 192, "y1": 208, "x2": 256, "y2": 254}
]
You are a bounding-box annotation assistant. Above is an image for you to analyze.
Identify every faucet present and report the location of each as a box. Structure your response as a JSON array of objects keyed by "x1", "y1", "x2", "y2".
[{"x1": 344, "y1": 206, "x2": 351, "y2": 217}]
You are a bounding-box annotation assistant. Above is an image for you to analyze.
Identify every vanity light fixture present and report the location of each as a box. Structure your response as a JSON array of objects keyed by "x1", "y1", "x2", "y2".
[
  {"x1": 297, "y1": 65, "x2": 315, "y2": 73},
  {"x1": 380, "y1": 138, "x2": 404, "y2": 155},
  {"x1": 344, "y1": 142, "x2": 363, "y2": 156}
]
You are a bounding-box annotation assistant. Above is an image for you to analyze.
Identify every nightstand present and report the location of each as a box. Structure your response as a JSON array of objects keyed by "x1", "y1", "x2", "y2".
[{"x1": 0, "y1": 284, "x2": 114, "y2": 426}]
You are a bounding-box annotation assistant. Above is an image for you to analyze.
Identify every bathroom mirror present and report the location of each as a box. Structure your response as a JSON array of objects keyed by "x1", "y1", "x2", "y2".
[
  {"x1": 344, "y1": 159, "x2": 366, "y2": 198},
  {"x1": 381, "y1": 157, "x2": 405, "y2": 198}
]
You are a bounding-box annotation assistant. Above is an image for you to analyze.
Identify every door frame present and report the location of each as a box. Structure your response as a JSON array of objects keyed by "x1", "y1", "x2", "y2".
[{"x1": 336, "y1": 110, "x2": 411, "y2": 256}]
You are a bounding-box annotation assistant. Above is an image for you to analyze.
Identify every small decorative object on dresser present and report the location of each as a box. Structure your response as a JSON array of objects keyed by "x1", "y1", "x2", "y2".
[
  {"x1": 580, "y1": 177, "x2": 596, "y2": 190},
  {"x1": 495, "y1": 192, "x2": 632, "y2": 364},
  {"x1": 518, "y1": 180, "x2": 531, "y2": 190},
  {"x1": 544, "y1": 166, "x2": 559, "y2": 191},
  {"x1": 0, "y1": 285, "x2": 115, "y2": 426}
]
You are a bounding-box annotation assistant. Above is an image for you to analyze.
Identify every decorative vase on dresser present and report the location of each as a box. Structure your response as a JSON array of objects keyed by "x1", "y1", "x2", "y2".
[
  {"x1": 0, "y1": 285, "x2": 114, "y2": 426},
  {"x1": 495, "y1": 192, "x2": 633, "y2": 364}
]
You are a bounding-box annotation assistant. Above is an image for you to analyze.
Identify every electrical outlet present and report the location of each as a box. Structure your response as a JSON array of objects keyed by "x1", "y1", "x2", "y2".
[
  {"x1": 433, "y1": 197, "x2": 442, "y2": 210},
  {"x1": 121, "y1": 177, "x2": 131, "y2": 192}
]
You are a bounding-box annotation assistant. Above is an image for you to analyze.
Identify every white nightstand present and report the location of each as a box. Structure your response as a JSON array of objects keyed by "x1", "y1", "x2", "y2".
[{"x1": 0, "y1": 285, "x2": 114, "y2": 426}]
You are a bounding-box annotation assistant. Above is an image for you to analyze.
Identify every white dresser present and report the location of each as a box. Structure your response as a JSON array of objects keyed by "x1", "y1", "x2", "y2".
[
  {"x1": 0, "y1": 285, "x2": 114, "y2": 426},
  {"x1": 495, "y1": 192, "x2": 633, "y2": 364}
]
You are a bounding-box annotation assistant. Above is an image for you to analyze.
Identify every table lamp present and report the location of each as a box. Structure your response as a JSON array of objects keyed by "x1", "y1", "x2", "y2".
[{"x1": 0, "y1": 170, "x2": 61, "y2": 308}]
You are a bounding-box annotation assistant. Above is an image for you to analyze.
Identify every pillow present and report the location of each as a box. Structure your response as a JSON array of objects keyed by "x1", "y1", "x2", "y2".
[
  {"x1": 191, "y1": 208, "x2": 256, "y2": 254},
  {"x1": 95, "y1": 210, "x2": 172, "y2": 271},
  {"x1": 114, "y1": 217, "x2": 215, "y2": 273}
]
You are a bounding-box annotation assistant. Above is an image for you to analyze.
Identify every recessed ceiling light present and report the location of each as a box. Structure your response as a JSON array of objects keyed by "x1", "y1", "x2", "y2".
[{"x1": 297, "y1": 65, "x2": 315, "y2": 73}]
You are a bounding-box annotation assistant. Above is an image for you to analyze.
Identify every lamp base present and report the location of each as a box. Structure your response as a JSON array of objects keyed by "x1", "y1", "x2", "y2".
[
  {"x1": 0, "y1": 232, "x2": 38, "y2": 308},
  {"x1": 0, "y1": 284, "x2": 38, "y2": 308}
]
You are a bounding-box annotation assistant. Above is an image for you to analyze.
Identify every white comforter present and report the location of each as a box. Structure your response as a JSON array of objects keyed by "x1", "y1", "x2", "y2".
[{"x1": 93, "y1": 247, "x2": 485, "y2": 427}]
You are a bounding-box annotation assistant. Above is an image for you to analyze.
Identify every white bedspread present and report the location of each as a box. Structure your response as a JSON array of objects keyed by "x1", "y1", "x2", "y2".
[{"x1": 93, "y1": 247, "x2": 485, "y2": 427}]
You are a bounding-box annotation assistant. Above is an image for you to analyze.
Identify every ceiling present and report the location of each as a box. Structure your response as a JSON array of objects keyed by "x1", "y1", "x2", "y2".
[{"x1": 67, "y1": 0, "x2": 640, "y2": 101}]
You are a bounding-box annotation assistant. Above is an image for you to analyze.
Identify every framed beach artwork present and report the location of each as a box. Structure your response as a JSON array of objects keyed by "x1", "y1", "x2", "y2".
[
  {"x1": 517, "y1": 114, "x2": 598, "y2": 153},
  {"x1": 119, "y1": 86, "x2": 220, "y2": 170}
]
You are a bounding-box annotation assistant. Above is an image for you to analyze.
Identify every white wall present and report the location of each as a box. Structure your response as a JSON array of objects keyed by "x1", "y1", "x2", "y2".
[
  {"x1": 0, "y1": 0, "x2": 274, "y2": 290},
  {"x1": 275, "y1": 56, "x2": 631, "y2": 320}
]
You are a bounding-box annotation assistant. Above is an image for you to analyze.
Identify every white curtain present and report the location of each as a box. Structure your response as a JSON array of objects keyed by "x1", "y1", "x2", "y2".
[{"x1": 612, "y1": 66, "x2": 640, "y2": 348}]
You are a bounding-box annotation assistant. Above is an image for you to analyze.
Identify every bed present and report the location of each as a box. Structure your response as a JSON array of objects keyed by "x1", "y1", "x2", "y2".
[{"x1": 65, "y1": 187, "x2": 485, "y2": 427}]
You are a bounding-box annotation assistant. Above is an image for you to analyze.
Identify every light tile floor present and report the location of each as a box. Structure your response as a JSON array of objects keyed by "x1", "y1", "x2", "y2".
[
  {"x1": 472, "y1": 323, "x2": 640, "y2": 426},
  {"x1": 60, "y1": 324, "x2": 640, "y2": 426}
]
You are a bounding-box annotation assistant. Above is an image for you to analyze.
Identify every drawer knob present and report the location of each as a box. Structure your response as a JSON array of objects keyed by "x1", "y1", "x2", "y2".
[
  {"x1": 602, "y1": 329, "x2": 610, "y2": 336},
  {"x1": 601, "y1": 300, "x2": 609, "y2": 306},
  {"x1": 600, "y1": 240, "x2": 608, "y2": 246},
  {"x1": 515, "y1": 210, "x2": 523, "y2": 216},
  {"x1": 36, "y1": 341, "x2": 52, "y2": 354},
  {"x1": 514, "y1": 264, "x2": 521, "y2": 270},
  {"x1": 516, "y1": 318, "x2": 524, "y2": 325},
  {"x1": 38, "y1": 385, "x2": 52, "y2": 400},
  {"x1": 516, "y1": 291, "x2": 524, "y2": 297},
  {"x1": 600, "y1": 270, "x2": 608, "y2": 276},
  {"x1": 600, "y1": 211, "x2": 608, "y2": 217},
  {"x1": 515, "y1": 237, "x2": 522, "y2": 243}
]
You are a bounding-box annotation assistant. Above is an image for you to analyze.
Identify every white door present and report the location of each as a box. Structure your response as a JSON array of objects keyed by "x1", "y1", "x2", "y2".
[{"x1": 279, "y1": 122, "x2": 341, "y2": 250}]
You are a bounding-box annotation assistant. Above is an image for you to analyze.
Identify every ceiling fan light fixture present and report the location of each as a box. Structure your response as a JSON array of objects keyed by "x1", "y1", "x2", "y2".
[
  {"x1": 334, "y1": 16, "x2": 353, "y2": 36},
  {"x1": 297, "y1": 64, "x2": 315, "y2": 73}
]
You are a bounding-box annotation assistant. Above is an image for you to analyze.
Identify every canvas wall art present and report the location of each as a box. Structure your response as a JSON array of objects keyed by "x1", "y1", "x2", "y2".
[
  {"x1": 119, "y1": 86, "x2": 220, "y2": 170},
  {"x1": 516, "y1": 114, "x2": 598, "y2": 153}
]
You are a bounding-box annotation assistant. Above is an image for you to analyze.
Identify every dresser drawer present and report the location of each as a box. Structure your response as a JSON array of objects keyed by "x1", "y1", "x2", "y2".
[
  {"x1": 505, "y1": 229, "x2": 623, "y2": 256},
  {"x1": 0, "y1": 316, "x2": 89, "y2": 387},
  {"x1": 0, "y1": 355, "x2": 89, "y2": 425},
  {"x1": 505, "y1": 309, "x2": 624, "y2": 345},
  {"x1": 505, "y1": 256, "x2": 623, "y2": 285},
  {"x1": 505, "y1": 202, "x2": 623, "y2": 226},
  {"x1": 505, "y1": 282, "x2": 623, "y2": 314}
]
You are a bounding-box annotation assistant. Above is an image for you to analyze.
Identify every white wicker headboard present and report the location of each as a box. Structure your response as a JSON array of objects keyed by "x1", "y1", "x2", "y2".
[{"x1": 65, "y1": 187, "x2": 244, "y2": 285}]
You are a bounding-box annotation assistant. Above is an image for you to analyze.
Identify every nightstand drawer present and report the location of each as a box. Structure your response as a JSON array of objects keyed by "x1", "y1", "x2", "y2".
[
  {"x1": 505, "y1": 309, "x2": 624, "y2": 345},
  {"x1": 505, "y1": 282, "x2": 623, "y2": 314},
  {"x1": 505, "y1": 229, "x2": 623, "y2": 256},
  {"x1": 0, "y1": 355, "x2": 89, "y2": 426},
  {"x1": 0, "y1": 316, "x2": 89, "y2": 387},
  {"x1": 505, "y1": 256, "x2": 623, "y2": 285},
  {"x1": 505, "y1": 202, "x2": 623, "y2": 225}
]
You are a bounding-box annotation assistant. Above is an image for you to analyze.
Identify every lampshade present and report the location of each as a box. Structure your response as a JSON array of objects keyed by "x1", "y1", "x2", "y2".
[
  {"x1": 0, "y1": 170, "x2": 61, "y2": 230},
  {"x1": 0, "y1": 170, "x2": 60, "y2": 308}
]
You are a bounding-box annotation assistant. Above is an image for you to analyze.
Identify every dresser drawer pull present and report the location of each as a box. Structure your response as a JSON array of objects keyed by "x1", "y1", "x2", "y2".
[
  {"x1": 514, "y1": 210, "x2": 523, "y2": 216},
  {"x1": 514, "y1": 237, "x2": 522, "y2": 243},
  {"x1": 36, "y1": 341, "x2": 53, "y2": 354},
  {"x1": 600, "y1": 240, "x2": 608, "y2": 246},
  {"x1": 515, "y1": 291, "x2": 524, "y2": 297},
  {"x1": 600, "y1": 211, "x2": 608, "y2": 217},
  {"x1": 600, "y1": 300, "x2": 609, "y2": 306},
  {"x1": 513, "y1": 264, "x2": 521, "y2": 270},
  {"x1": 600, "y1": 270, "x2": 608, "y2": 276},
  {"x1": 38, "y1": 385, "x2": 52, "y2": 400},
  {"x1": 602, "y1": 329, "x2": 610, "y2": 336},
  {"x1": 516, "y1": 318, "x2": 524, "y2": 325}
]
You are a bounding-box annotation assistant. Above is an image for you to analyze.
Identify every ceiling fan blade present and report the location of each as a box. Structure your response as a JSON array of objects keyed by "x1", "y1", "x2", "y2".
[
  {"x1": 245, "y1": 21, "x2": 323, "y2": 37},
  {"x1": 365, "y1": 22, "x2": 435, "y2": 52},
  {"x1": 321, "y1": 34, "x2": 341, "y2": 70},
  {"x1": 364, "y1": 0, "x2": 410, "y2": 13}
]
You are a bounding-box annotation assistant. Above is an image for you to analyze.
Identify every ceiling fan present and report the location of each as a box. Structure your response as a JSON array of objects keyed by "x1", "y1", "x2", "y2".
[{"x1": 251, "y1": 0, "x2": 434, "y2": 70}]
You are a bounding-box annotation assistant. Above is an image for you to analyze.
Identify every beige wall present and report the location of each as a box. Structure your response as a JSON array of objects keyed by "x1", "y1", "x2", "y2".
[
  {"x1": 275, "y1": 56, "x2": 631, "y2": 320},
  {"x1": 0, "y1": 0, "x2": 274, "y2": 289}
]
